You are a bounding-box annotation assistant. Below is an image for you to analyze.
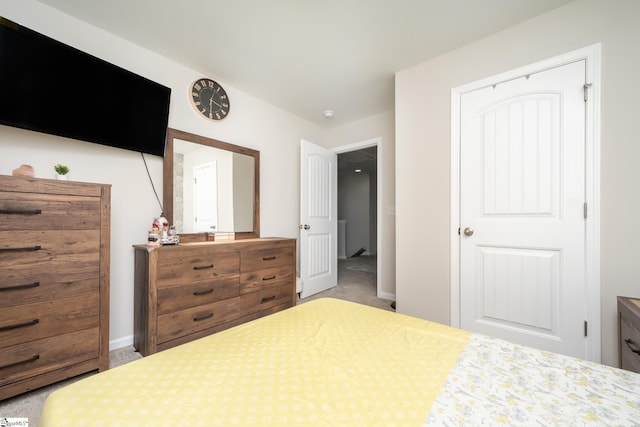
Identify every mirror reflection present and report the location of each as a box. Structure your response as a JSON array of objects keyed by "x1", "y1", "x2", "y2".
[
  {"x1": 164, "y1": 128, "x2": 260, "y2": 239},
  {"x1": 173, "y1": 140, "x2": 255, "y2": 233}
]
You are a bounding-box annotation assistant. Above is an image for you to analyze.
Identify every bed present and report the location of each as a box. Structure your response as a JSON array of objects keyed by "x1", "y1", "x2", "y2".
[{"x1": 40, "y1": 298, "x2": 640, "y2": 426}]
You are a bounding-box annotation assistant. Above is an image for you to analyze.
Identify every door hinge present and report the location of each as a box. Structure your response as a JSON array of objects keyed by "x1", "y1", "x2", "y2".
[
  {"x1": 584, "y1": 320, "x2": 588, "y2": 337},
  {"x1": 583, "y1": 202, "x2": 588, "y2": 219},
  {"x1": 584, "y1": 83, "x2": 592, "y2": 102}
]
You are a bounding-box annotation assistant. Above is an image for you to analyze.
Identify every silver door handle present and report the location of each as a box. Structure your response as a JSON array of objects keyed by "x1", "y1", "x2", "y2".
[
  {"x1": 463, "y1": 227, "x2": 474, "y2": 236},
  {"x1": 299, "y1": 224, "x2": 311, "y2": 230}
]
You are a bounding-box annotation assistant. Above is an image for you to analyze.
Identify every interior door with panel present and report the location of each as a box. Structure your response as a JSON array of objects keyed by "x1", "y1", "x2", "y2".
[
  {"x1": 193, "y1": 162, "x2": 218, "y2": 232},
  {"x1": 299, "y1": 139, "x2": 337, "y2": 298},
  {"x1": 459, "y1": 60, "x2": 587, "y2": 358}
]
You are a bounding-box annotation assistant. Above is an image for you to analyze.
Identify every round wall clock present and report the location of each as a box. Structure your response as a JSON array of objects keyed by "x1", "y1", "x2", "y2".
[{"x1": 190, "y1": 78, "x2": 230, "y2": 121}]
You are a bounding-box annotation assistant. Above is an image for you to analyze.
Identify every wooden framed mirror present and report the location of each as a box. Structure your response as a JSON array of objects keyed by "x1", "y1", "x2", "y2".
[{"x1": 163, "y1": 128, "x2": 260, "y2": 241}]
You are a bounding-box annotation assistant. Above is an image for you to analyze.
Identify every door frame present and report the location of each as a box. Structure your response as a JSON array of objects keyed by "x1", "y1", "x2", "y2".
[
  {"x1": 334, "y1": 137, "x2": 387, "y2": 300},
  {"x1": 450, "y1": 44, "x2": 602, "y2": 362}
]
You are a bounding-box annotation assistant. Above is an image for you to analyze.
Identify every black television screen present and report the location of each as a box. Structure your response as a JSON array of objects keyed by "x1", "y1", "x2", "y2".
[{"x1": 0, "y1": 17, "x2": 171, "y2": 156}]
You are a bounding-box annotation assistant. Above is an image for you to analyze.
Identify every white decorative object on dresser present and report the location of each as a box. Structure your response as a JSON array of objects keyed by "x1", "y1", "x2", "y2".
[
  {"x1": 133, "y1": 238, "x2": 296, "y2": 356},
  {"x1": 0, "y1": 174, "x2": 110, "y2": 400}
]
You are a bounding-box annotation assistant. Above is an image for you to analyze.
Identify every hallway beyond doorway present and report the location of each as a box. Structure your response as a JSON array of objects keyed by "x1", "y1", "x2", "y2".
[{"x1": 299, "y1": 255, "x2": 392, "y2": 312}]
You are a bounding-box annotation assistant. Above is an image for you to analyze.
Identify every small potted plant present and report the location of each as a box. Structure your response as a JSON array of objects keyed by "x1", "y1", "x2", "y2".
[{"x1": 54, "y1": 164, "x2": 69, "y2": 180}]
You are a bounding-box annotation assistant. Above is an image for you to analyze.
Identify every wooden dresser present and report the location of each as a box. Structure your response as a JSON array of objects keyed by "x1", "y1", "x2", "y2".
[
  {"x1": 0, "y1": 175, "x2": 110, "y2": 400},
  {"x1": 133, "y1": 238, "x2": 296, "y2": 356},
  {"x1": 618, "y1": 296, "x2": 640, "y2": 373}
]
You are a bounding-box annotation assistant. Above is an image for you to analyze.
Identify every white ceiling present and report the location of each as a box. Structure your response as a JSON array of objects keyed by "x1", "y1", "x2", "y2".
[{"x1": 37, "y1": 0, "x2": 573, "y2": 127}]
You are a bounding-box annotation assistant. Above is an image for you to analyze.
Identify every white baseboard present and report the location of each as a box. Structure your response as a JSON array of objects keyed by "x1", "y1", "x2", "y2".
[
  {"x1": 378, "y1": 291, "x2": 395, "y2": 301},
  {"x1": 109, "y1": 335, "x2": 134, "y2": 351}
]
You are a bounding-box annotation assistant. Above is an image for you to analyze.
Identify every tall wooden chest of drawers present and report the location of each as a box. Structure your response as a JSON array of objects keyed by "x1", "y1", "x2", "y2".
[
  {"x1": 0, "y1": 175, "x2": 110, "y2": 400},
  {"x1": 133, "y1": 238, "x2": 296, "y2": 356}
]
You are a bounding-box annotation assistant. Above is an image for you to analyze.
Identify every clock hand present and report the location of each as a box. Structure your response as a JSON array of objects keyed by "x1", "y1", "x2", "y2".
[{"x1": 209, "y1": 97, "x2": 223, "y2": 109}]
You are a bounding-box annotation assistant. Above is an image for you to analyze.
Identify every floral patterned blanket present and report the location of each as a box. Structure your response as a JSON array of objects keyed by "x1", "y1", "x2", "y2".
[{"x1": 426, "y1": 334, "x2": 640, "y2": 426}]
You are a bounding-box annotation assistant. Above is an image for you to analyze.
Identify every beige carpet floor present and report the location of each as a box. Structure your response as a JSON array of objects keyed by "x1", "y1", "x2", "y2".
[
  {"x1": 302, "y1": 255, "x2": 393, "y2": 312},
  {"x1": 0, "y1": 254, "x2": 392, "y2": 426}
]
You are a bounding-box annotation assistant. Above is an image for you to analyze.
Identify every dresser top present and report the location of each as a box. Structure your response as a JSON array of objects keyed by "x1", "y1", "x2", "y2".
[
  {"x1": 619, "y1": 296, "x2": 640, "y2": 315},
  {"x1": 134, "y1": 237, "x2": 295, "y2": 251},
  {"x1": 0, "y1": 174, "x2": 110, "y2": 196}
]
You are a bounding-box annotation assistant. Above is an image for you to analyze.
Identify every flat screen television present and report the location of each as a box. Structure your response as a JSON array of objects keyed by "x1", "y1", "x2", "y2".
[{"x1": 0, "y1": 16, "x2": 171, "y2": 157}]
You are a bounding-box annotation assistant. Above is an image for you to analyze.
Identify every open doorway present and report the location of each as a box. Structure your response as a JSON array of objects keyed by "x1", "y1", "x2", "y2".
[
  {"x1": 299, "y1": 137, "x2": 391, "y2": 311},
  {"x1": 337, "y1": 145, "x2": 377, "y2": 297}
]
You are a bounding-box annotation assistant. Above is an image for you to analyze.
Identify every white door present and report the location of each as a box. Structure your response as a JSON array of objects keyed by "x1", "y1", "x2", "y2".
[
  {"x1": 299, "y1": 139, "x2": 337, "y2": 298},
  {"x1": 194, "y1": 162, "x2": 218, "y2": 232},
  {"x1": 460, "y1": 60, "x2": 587, "y2": 358}
]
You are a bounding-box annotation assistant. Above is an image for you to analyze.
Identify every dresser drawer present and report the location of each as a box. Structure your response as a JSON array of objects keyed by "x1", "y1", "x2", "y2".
[
  {"x1": 0, "y1": 276, "x2": 98, "y2": 309},
  {"x1": 240, "y1": 265, "x2": 294, "y2": 295},
  {"x1": 240, "y1": 284, "x2": 292, "y2": 314},
  {"x1": 156, "y1": 248, "x2": 240, "y2": 287},
  {"x1": 157, "y1": 297, "x2": 240, "y2": 344},
  {"x1": 240, "y1": 247, "x2": 294, "y2": 272},
  {"x1": 0, "y1": 229, "x2": 100, "y2": 256},
  {"x1": 620, "y1": 317, "x2": 640, "y2": 373},
  {"x1": 0, "y1": 293, "x2": 99, "y2": 348},
  {"x1": 157, "y1": 276, "x2": 240, "y2": 315},
  {"x1": 0, "y1": 328, "x2": 99, "y2": 386},
  {"x1": 618, "y1": 297, "x2": 640, "y2": 373},
  {"x1": 0, "y1": 192, "x2": 101, "y2": 230},
  {"x1": 0, "y1": 230, "x2": 100, "y2": 283}
]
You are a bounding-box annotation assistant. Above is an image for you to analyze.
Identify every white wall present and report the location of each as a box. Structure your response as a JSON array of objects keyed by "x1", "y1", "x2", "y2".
[
  {"x1": 338, "y1": 172, "x2": 370, "y2": 257},
  {"x1": 395, "y1": 0, "x2": 640, "y2": 367},
  {"x1": 0, "y1": 0, "x2": 327, "y2": 349}
]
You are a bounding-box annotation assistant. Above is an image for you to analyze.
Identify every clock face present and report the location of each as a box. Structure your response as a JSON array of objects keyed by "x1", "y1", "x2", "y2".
[{"x1": 190, "y1": 78, "x2": 230, "y2": 121}]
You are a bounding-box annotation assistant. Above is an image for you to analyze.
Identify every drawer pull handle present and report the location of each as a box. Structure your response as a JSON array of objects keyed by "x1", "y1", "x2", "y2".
[
  {"x1": 261, "y1": 295, "x2": 276, "y2": 304},
  {"x1": 625, "y1": 339, "x2": 640, "y2": 355},
  {"x1": 0, "y1": 281, "x2": 40, "y2": 292},
  {"x1": 193, "y1": 288, "x2": 214, "y2": 296},
  {"x1": 193, "y1": 264, "x2": 214, "y2": 270},
  {"x1": 0, "y1": 354, "x2": 40, "y2": 370},
  {"x1": 262, "y1": 256, "x2": 276, "y2": 261},
  {"x1": 262, "y1": 275, "x2": 276, "y2": 281},
  {"x1": 0, "y1": 209, "x2": 42, "y2": 215},
  {"x1": 0, "y1": 318, "x2": 39, "y2": 332},
  {"x1": 193, "y1": 313, "x2": 214, "y2": 322},
  {"x1": 0, "y1": 245, "x2": 42, "y2": 252}
]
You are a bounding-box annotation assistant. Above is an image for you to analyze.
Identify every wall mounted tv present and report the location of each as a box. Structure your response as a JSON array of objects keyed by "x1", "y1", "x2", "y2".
[{"x1": 0, "y1": 17, "x2": 171, "y2": 157}]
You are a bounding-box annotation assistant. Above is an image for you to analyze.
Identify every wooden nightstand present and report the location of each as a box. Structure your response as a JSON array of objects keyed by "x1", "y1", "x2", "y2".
[{"x1": 618, "y1": 296, "x2": 640, "y2": 373}]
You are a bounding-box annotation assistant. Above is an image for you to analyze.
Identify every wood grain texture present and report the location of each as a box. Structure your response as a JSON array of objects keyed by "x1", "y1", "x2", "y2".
[
  {"x1": 0, "y1": 175, "x2": 110, "y2": 401},
  {"x1": 618, "y1": 296, "x2": 640, "y2": 373},
  {"x1": 134, "y1": 238, "x2": 296, "y2": 356}
]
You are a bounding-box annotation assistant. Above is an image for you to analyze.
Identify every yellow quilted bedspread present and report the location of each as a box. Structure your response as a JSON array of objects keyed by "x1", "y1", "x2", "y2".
[{"x1": 40, "y1": 298, "x2": 470, "y2": 426}]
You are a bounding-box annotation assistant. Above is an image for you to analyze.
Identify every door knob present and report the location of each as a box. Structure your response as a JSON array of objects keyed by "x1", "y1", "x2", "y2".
[
  {"x1": 463, "y1": 227, "x2": 474, "y2": 236},
  {"x1": 299, "y1": 224, "x2": 311, "y2": 230}
]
